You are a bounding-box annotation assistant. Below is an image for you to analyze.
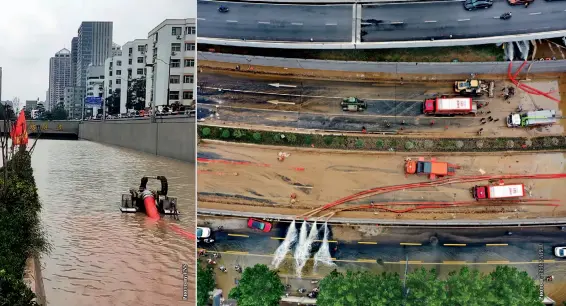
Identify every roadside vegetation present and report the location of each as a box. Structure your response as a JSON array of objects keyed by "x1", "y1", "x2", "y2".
[
  {"x1": 228, "y1": 264, "x2": 284, "y2": 306},
  {"x1": 197, "y1": 263, "x2": 216, "y2": 306},
  {"x1": 0, "y1": 147, "x2": 49, "y2": 305},
  {"x1": 198, "y1": 125, "x2": 566, "y2": 152},
  {"x1": 199, "y1": 43, "x2": 505, "y2": 62}
]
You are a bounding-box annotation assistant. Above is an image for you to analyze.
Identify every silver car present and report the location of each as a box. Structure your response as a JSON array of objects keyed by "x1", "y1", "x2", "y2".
[{"x1": 554, "y1": 246, "x2": 566, "y2": 257}]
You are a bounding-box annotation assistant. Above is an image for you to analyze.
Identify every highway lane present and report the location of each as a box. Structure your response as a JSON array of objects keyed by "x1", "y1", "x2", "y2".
[
  {"x1": 197, "y1": 1, "x2": 353, "y2": 42},
  {"x1": 199, "y1": 223, "x2": 566, "y2": 263},
  {"x1": 362, "y1": 1, "x2": 566, "y2": 42}
]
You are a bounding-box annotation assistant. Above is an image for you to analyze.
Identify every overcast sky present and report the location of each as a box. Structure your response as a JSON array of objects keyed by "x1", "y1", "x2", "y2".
[{"x1": 0, "y1": 0, "x2": 196, "y2": 106}]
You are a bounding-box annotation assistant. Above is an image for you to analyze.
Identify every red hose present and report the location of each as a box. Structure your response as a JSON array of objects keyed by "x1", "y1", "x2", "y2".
[
  {"x1": 142, "y1": 191, "x2": 160, "y2": 220},
  {"x1": 169, "y1": 224, "x2": 196, "y2": 240}
]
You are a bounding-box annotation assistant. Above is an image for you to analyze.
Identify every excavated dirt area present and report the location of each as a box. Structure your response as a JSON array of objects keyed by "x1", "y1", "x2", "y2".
[{"x1": 198, "y1": 142, "x2": 566, "y2": 221}]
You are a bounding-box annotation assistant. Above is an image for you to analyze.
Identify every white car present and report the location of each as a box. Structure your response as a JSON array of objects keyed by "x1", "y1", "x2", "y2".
[
  {"x1": 197, "y1": 227, "x2": 214, "y2": 243},
  {"x1": 554, "y1": 246, "x2": 566, "y2": 257}
]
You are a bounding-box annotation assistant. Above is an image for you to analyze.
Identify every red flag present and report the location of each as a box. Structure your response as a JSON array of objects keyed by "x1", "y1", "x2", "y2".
[{"x1": 10, "y1": 110, "x2": 28, "y2": 146}]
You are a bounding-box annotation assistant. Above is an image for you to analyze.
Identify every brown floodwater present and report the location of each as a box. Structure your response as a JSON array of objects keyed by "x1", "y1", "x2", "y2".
[{"x1": 31, "y1": 140, "x2": 195, "y2": 306}]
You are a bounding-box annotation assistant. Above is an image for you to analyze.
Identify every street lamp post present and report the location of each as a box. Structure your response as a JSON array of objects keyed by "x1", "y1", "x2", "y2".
[{"x1": 146, "y1": 57, "x2": 171, "y2": 123}]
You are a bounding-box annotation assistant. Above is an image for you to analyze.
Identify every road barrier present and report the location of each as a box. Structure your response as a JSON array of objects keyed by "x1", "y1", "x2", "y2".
[
  {"x1": 199, "y1": 51, "x2": 566, "y2": 74},
  {"x1": 207, "y1": 0, "x2": 463, "y2": 3}
]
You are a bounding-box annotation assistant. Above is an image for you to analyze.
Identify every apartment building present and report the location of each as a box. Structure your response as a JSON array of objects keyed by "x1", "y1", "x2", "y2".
[
  {"x1": 48, "y1": 48, "x2": 72, "y2": 111},
  {"x1": 145, "y1": 18, "x2": 196, "y2": 111},
  {"x1": 84, "y1": 65, "x2": 105, "y2": 118}
]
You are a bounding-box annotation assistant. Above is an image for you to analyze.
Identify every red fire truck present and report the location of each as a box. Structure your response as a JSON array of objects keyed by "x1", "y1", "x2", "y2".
[
  {"x1": 472, "y1": 183, "x2": 525, "y2": 200},
  {"x1": 423, "y1": 97, "x2": 477, "y2": 115}
]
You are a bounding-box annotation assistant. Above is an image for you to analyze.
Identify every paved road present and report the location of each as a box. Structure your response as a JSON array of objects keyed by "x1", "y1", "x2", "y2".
[
  {"x1": 362, "y1": 1, "x2": 566, "y2": 41},
  {"x1": 199, "y1": 222, "x2": 566, "y2": 263},
  {"x1": 197, "y1": 1, "x2": 353, "y2": 42}
]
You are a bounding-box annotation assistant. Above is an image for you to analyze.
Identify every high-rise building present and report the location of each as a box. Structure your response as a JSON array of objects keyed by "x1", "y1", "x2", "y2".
[
  {"x1": 84, "y1": 65, "x2": 105, "y2": 118},
  {"x1": 71, "y1": 37, "x2": 78, "y2": 84},
  {"x1": 48, "y1": 48, "x2": 72, "y2": 111},
  {"x1": 145, "y1": 18, "x2": 196, "y2": 111},
  {"x1": 104, "y1": 39, "x2": 149, "y2": 114},
  {"x1": 75, "y1": 22, "x2": 113, "y2": 89}
]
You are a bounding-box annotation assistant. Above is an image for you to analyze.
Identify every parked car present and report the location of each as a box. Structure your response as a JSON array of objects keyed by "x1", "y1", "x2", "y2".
[
  {"x1": 247, "y1": 218, "x2": 272, "y2": 232},
  {"x1": 218, "y1": 6, "x2": 229, "y2": 13},
  {"x1": 554, "y1": 246, "x2": 566, "y2": 258},
  {"x1": 197, "y1": 227, "x2": 214, "y2": 243},
  {"x1": 464, "y1": 0, "x2": 493, "y2": 10},
  {"x1": 507, "y1": 0, "x2": 534, "y2": 5}
]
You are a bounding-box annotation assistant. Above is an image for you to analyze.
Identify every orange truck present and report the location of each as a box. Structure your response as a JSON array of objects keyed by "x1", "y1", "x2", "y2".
[{"x1": 405, "y1": 157, "x2": 459, "y2": 180}]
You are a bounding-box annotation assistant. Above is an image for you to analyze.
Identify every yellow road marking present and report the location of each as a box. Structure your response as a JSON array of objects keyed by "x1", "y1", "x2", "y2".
[
  {"x1": 271, "y1": 237, "x2": 285, "y2": 240},
  {"x1": 358, "y1": 241, "x2": 378, "y2": 245},
  {"x1": 270, "y1": 237, "x2": 337, "y2": 243},
  {"x1": 444, "y1": 244, "x2": 467, "y2": 247},
  {"x1": 531, "y1": 260, "x2": 556, "y2": 263},
  {"x1": 400, "y1": 243, "x2": 422, "y2": 246},
  {"x1": 225, "y1": 251, "x2": 249, "y2": 255},
  {"x1": 443, "y1": 261, "x2": 467, "y2": 264},
  {"x1": 486, "y1": 243, "x2": 508, "y2": 247},
  {"x1": 228, "y1": 234, "x2": 249, "y2": 238},
  {"x1": 487, "y1": 260, "x2": 510, "y2": 264},
  {"x1": 400, "y1": 260, "x2": 423, "y2": 264},
  {"x1": 357, "y1": 259, "x2": 376, "y2": 263}
]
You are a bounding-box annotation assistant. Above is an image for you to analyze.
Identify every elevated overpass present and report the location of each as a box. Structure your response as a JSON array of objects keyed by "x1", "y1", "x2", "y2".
[{"x1": 197, "y1": 0, "x2": 566, "y2": 49}]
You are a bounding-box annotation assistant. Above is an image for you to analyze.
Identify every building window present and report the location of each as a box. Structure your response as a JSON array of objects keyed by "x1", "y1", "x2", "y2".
[
  {"x1": 137, "y1": 68, "x2": 144, "y2": 75},
  {"x1": 184, "y1": 43, "x2": 195, "y2": 51},
  {"x1": 128, "y1": 47, "x2": 133, "y2": 55},
  {"x1": 184, "y1": 59, "x2": 195, "y2": 67},
  {"x1": 116, "y1": 79, "x2": 121, "y2": 85},
  {"x1": 185, "y1": 26, "x2": 196, "y2": 35},
  {"x1": 172, "y1": 27, "x2": 182, "y2": 36},
  {"x1": 183, "y1": 91, "x2": 193, "y2": 100},
  {"x1": 108, "y1": 89, "x2": 112, "y2": 95},
  {"x1": 183, "y1": 75, "x2": 194, "y2": 84},
  {"x1": 169, "y1": 91, "x2": 180, "y2": 100},
  {"x1": 117, "y1": 60, "x2": 122, "y2": 66},
  {"x1": 137, "y1": 57, "x2": 144, "y2": 63},
  {"x1": 109, "y1": 71, "x2": 113, "y2": 76},
  {"x1": 116, "y1": 70, "x2": 121, "y2": 76},
  {"x1": 171, "y1": 43, "x2": 181, "y2": 52},
  {"x1": 128, "y1": 58, "x2": 132, "y2": 65},
  {"x1": 128, "y1": 69, "x2": 132, "y2": 78},
  {"x1": 170, "y1": 59, "x2": 181, "y2": 68},
  {"x1": 169, "y1": 75, "x2": 180, "y2": 84},
  {"x1": 137, "y1": 45, "x2": 145, "y2": 52},
  {"x1": 109, "y1": 80, "x2": 112, "y2": 86}
]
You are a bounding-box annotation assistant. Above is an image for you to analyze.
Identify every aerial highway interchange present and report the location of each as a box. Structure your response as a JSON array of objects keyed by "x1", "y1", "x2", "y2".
[{"x1": 197, "y1": 0, "x2": 566, "y2": 43}]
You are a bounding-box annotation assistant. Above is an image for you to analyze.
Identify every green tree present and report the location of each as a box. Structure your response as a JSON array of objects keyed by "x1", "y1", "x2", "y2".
[
  {"x1": 126, "y1": 76, "x2": 146, "y2": 111},
  {"x1": 105, "y1": 89, "x2": 121, "y2": 115},
  {"x1": 405, "y1": 268, "x2": 447, "y2": 306},
  {"x1": 228, "y1": 264, "x2": 284, "y2": 306},
  {"x1": 0, "y1": 270, "x2": 39, "y2": 306},
  {"x1": 51, "y1": 103, "x2": 68, "y2": 120},
  {"x1": 486, "y1": 266, "x2": 543, "y2": 306},
  {"x1": 317, "y1": 270, "x2": 403, "y2": 306},
  {"x1": 446, "y1": 267, "x2": 491, "y2": 306},
  {"x1": 197, "y1": 263, "x2": 215, "y2": 306},
  {"x1": 24, "y1": 108, "x2": 31, "y2": 120},
  {"x1": 0, "y1": 104, "x2": 15, "y2": 120}
]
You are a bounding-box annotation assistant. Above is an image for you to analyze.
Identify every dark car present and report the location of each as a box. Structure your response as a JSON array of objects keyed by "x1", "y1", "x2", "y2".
[
  {"x1": 218, "y1": 6, "x2": 229, "y2": 13},
  {"x1": 464, "y1": 0, "x2": 493, "y2": 10}
]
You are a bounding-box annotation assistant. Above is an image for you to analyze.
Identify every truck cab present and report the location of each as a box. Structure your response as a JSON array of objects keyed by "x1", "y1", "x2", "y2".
[{"x1": 341, "y1": 97, "x2": 367, "y2": 112}]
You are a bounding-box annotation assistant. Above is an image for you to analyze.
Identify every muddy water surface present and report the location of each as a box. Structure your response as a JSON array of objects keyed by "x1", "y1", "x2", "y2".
[{"x1": 32, "y1": 140, "x2": 195, "y2": 306}]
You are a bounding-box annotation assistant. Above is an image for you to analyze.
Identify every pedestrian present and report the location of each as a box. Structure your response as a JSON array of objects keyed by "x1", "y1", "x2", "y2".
[
  {"x1": 430, "y1": 120, "x2": 435, "y2": 126},
  {"x1": 361, "y1": 126, "x2": 367, "y2": 133}
]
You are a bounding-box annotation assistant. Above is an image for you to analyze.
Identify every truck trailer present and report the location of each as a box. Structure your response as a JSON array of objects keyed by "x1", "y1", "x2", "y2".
[
  {"x1": 506, "y1": 110, "x2": 558, "y2": 128},
  {"x1": 423, "y1": 97, "x2": 477, "y2": 115},
  {"x1": 472, "y1": 184, "x2": 525, "y2": 200}
]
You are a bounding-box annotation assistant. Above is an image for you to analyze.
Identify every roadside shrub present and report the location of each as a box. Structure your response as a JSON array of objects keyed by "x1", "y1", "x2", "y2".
[
  {"x1": 221, "y1": 129, "x2": 231, "y2": 139},
  {"x1": 355, "y1": 139, "x2": 364, "y2": 148},
  {"x1": 323, "y1": 136, "x2": 334, "y2": 146},
  {"x1": 286, "y1": 134, "x2": 297, "y2": 143},
  {"x1": 0, "y1": 270, "x2": 39, "y2": 306},
  {"x1": 304, "y1": 135, "x2": 313, "y2": 145},
  {"x1": 252, "y1": 132, "x2": 262, "y2": 142},
  {"x1": 405, "y1": 141, "x2": 415, "y2": 150},
  {"x1": 376, "y1": 139, "x2": 384, "y2": 149},
  {"x1": 201, "y1": 127, "x2": 211, "y2": 137},
  {"x1": 232, "y1": 129, "x2": 245, "y2": 139}
]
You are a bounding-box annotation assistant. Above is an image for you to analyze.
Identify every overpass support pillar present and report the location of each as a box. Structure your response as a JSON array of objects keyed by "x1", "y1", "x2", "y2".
[{"x1": 353, "y1": 4, "x2": 362, "y2": 44}]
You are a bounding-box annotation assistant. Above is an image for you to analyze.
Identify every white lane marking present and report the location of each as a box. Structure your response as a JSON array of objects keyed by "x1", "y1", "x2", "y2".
[
  {"x1": 258, "y1": 21, "x2": 270, "y2": 24},
  {"x1": 291, "y1": 22, "x2": 303, "y2": 26},
  {"x1": 197, "y1": 18, "x2": 206, "y2": 21},
  {"x1": 458, "y1": 18, "x2": 470, "y2": 22},
  {"x1": 424, "y1": 20, "x2": 437, "y2": 23},
  {"x1": 529, "y1": 12, "x2": 542, "y2": 15},
  {"x1": 361, "y1": 22, "x2": 372, "y2": 25},
  {"x1": 226, "y1": 20, "x2": 238, "y2": 23},
  {"x1": 325, "y1": 23, "x2": 338, "y2": 26},
  {"x1": 390, "y1": 21, "x2": 404, "y2": 24}
]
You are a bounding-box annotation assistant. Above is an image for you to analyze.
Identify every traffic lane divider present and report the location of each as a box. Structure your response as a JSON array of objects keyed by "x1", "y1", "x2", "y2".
[{"x1": 228, "y1": 233, "x2": 250, "y2": 238}]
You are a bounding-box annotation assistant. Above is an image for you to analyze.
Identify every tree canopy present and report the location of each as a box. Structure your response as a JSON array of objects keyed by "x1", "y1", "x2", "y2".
[
  {"x1": 197, "y1": 263, "x2": 215, "y2": 306},
  {"x1": 486, "y1": 266, "x2": 542, "y2": 306},
  {"x1": 126, "y1": 76, "x2": 146, "y2": 111},
  {"x1": 405, "y1": 268, "x2": 447, "y2": 306},
  {"x1": 105, "y1": 89, "x2": 121, "y2": 115},
  {"x1": 317, "y1": 270, "x2": 403, "y2": 306},
  {"x1": 228, "y1": 264, "x2": 284, "y2": 306}
]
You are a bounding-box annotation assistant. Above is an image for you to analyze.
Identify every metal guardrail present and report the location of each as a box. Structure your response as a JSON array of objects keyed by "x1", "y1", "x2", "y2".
[
  {"x1": 199, "y1": 51, "x2": 566, "y2": 74},
  {"x1": 198, "y1": 208, "x2": 566, "y2": 227}
]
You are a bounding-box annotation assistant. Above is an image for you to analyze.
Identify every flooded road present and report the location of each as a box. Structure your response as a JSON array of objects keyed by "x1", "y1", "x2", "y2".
[{"x1": 31, "y1": 140, "x2": 195, "y2": 306}]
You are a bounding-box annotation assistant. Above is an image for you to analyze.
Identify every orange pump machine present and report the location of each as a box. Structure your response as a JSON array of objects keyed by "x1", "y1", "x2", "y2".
[{"x1": 120, "y1": 176, "x2": 179, "y2": 218}]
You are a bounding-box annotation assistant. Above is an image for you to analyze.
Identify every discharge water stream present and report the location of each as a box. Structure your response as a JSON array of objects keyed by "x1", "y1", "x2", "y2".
[
  {"x1": 314, "y1": 222, "x2": 336, "y2": 268},
  {"x1": 272, "y1": 220, "x2": 297, "y2": 269},
  {"x1": 294, "y1": 221, "x2": 319, "y2": 277}
]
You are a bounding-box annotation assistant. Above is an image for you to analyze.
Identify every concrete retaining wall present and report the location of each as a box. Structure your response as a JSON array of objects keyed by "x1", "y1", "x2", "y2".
[
  {"x1": 79, "y1": 118, "x2": 196, "y2": 163},
  {"x1": 199, "y1": 51, "x2": 566, "y2": 74},
  {"x1": 24, "y1": 255, "x2": 46, "y2": 305}
]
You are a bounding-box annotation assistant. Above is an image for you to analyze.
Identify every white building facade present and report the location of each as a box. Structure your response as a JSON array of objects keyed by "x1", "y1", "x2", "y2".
[
  {"x1": 85, "y1": 65, "x2": 105, "y2": 118},
  {"x1": 104, "y1": 39, "x2": 149, "y2": 114},
  {"x1": 48, "y1": 48, "x2": 72, "y2": 111},
  {"x1": 145, "y1": 18, "x2": 196, "y2": 112}
]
